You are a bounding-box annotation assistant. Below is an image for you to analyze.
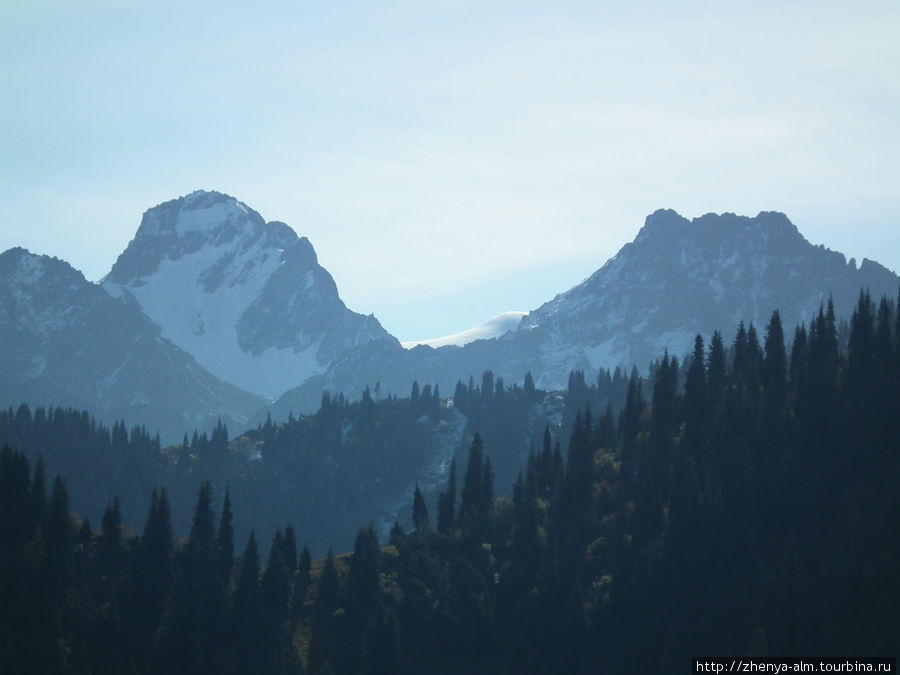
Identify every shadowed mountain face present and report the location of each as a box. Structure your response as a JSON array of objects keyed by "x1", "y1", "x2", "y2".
[
  {"x1": 272, "y1": 209, "x2": 898, "y2": 415},
  {"x1": 103, "y1": 190, "x2": 397, "y2": 399},
  {"x1": 0, "y1": 247, "x2": 264, "y2": 441}
]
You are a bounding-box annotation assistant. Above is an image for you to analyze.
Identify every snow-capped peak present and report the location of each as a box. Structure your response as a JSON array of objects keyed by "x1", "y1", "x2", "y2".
[
  {"x1": 169, "y1": 190, "x2": 258, "y2": 237},
  {"x1": 101, "y1": 191, "x2": 394, "y2": 398}
]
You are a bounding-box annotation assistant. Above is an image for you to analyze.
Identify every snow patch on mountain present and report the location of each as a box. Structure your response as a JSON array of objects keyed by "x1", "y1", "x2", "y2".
[
  {"x1": 175, "y1": 195, "x2": 246, "y2": 237},
  {"x1": 108, "y1": 234, "x2": 325, "y2": 397},
  {"x1": 402, "y1": 311, "x2": 528, "y2": 349},
  {"x1": 103, "y1": 190, "x2": 395, "y2": 399}
]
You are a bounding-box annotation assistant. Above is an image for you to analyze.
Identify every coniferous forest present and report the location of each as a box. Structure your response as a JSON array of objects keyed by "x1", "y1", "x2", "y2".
[{"x1": 2, "y1": 290, "x2": 899, "y2": 673}]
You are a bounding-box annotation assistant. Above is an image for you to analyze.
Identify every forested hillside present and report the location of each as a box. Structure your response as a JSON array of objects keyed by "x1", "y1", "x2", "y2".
[
  {"x1": 1, "y1": 290, "x2": 898, "y2": 673},
  {"x1": 1, "y1": 359, "x2": 633, "y2": 554},
  {"x1": 1, "y1": 387, "x2": 451, "y2": 555}
]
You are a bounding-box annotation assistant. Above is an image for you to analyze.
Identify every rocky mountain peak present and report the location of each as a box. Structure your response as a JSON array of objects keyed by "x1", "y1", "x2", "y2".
[
  {"x1": 634, "y1": 209, "x2": 804, "y2": 253},
  {"x1": 100, "y1": 190, "x2": 395, "y2": 398},
  {"x1": 1, "y1": 248, "x2": 93, "y2": 308},
  {"x1": 633, "y1": 208, "x2": 691, "y2": 243},
  {"x1": 139, "y1": 190, "x2": 263, "y2": 238},
  {"x1": 476, "y1": 208, "x2": 898, "y2": 399},
  {"x1": 105, "y1": 190, "x2": 300, "y2": 286}
]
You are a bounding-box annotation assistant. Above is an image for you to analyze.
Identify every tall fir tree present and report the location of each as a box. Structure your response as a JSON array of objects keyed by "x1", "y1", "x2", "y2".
[
  {"x1": 217, "y1": 487, "x2": 234, "y2": 584},
  {"x1": 683, "y1": 335, "x2": 708, "y2": 462},
  {"x1": 412, "y1": 484, "x2": 429, "y2": 533},
  {"x1": 231, "y1": 530, "x2": 263, "y2": 671}
]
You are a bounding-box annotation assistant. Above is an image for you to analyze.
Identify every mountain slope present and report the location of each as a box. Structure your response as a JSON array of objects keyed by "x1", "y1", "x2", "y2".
[
  {"x1": 0, "y1": 247, "x2": 264, "y2": 441},
  {"x1": 516, "y1": 209, "x2": 898, "y2": 384},
  {"x1": 103, "y1": 190, "x2": 397, "y2": 398},
  {"x1": 272, "y1": 209, "x2": 898, "y2": 413}
]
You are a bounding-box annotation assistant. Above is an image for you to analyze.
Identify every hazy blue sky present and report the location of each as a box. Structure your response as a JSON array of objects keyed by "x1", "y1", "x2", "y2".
[{"x1": 2, "y1": 0, "x2": 898, "y2": 342}]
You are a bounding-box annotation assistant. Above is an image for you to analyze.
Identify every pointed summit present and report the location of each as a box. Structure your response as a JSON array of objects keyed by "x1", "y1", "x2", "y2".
[
  {"x1": 634, "y1": 208, "x2": 691, "y2": 243},
  {"x1": 105, "y1": 190, "x2": 298, "y2": 284},
  {"x1": 141, "y1": 190, "x2": 262, "y2": 238},
  {"x1": 103, "y1": 190, "x2": 395, "y2": 398},
  {"x1": 0, "y1": 247, "x2": 80, "y2": 290}
]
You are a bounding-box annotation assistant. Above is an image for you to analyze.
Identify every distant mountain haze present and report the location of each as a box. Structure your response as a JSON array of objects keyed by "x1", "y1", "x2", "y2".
[{"x1": 1, "y1": 191, "x2": 897, "y2": 440}]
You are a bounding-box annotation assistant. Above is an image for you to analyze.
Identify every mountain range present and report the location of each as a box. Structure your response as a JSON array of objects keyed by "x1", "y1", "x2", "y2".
[
  {"x1": 2, "y1": 191, "x2": 897, "y2": 441},
  {"x1": 272, "y1": 208, "x2": 898, "y2": 415}
]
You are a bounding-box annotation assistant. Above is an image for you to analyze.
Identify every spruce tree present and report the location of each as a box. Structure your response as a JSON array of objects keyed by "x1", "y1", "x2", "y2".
[
  {"x1": 309, "y1": 549, "x2": 342, "y2": 673},
  {"x1": 619, "y1": 368, "x2": 643, "y2": 498},
  {"x1": 453, "y1": 380, "x2": 468, "y2": 412},
  {"x1": 347, "y1": 525, "x2": 380, "y2": 613},
  {"x1": 481, "y1": 371, "x2": 495, "y2": 406},
  {"x1": 45, "y1": 475, "x2": 72, "y2": 589},
  {"x1": 412, "y1": 484, "x2": 429, "y2": 533},
  {"x1": 156, "y1": 480, "x2": 226, "y2": 674},
  {"x1": 707, "y1": 330, "x2": 727, "y2": 409},
  {"x1": 127, "y1": 487, "x2": 174, "y2": 671},
  {"x1": 561, "y1": 410, "x2": 593, "y2": 556},
  {"x1": 650, "y1": 354, "x2": 678, "y2": 499},
  {"x1": 318, "y1": 550, "x2": 340, "y2": 616},
  {"x1": 524, "y1": 371, "x2": 536, "y2": 400},
  {"x1": 231, "y1": 531, "x2": 263, "y2": 671},
  {"x1": 683, "y1": 335, "x2": 708, "y2": 461},
  {"x1": 293, "y1": 543, "x2": 312, "y2": 621},
  {"x1": 459, "y1": 434, "x2": 486, "y2": 538},
  {"x1": 260, "y1": 532, "x2": 290, "y2": 627},
  {"x1": 188, "y1": 480, "x2": 218, "y2": 582},
  {"x1": 762, "y1": 310, "x2": 788, "y2": 438},
  {"x1": 789, "y1": 325, "x2": 808, "y2": 404},
  {"x1": 217, "y1": 487, "x2": 234, "y2": 583},
  {"x1": 282, "y1": 524, "x2": 299, "y2": 572},
  {"x1": 97, "y1": 495, "x2": 124, "y2": 576},
  {"x1": 30, "y1": 455, "x2": 47, "y2": 534}
]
